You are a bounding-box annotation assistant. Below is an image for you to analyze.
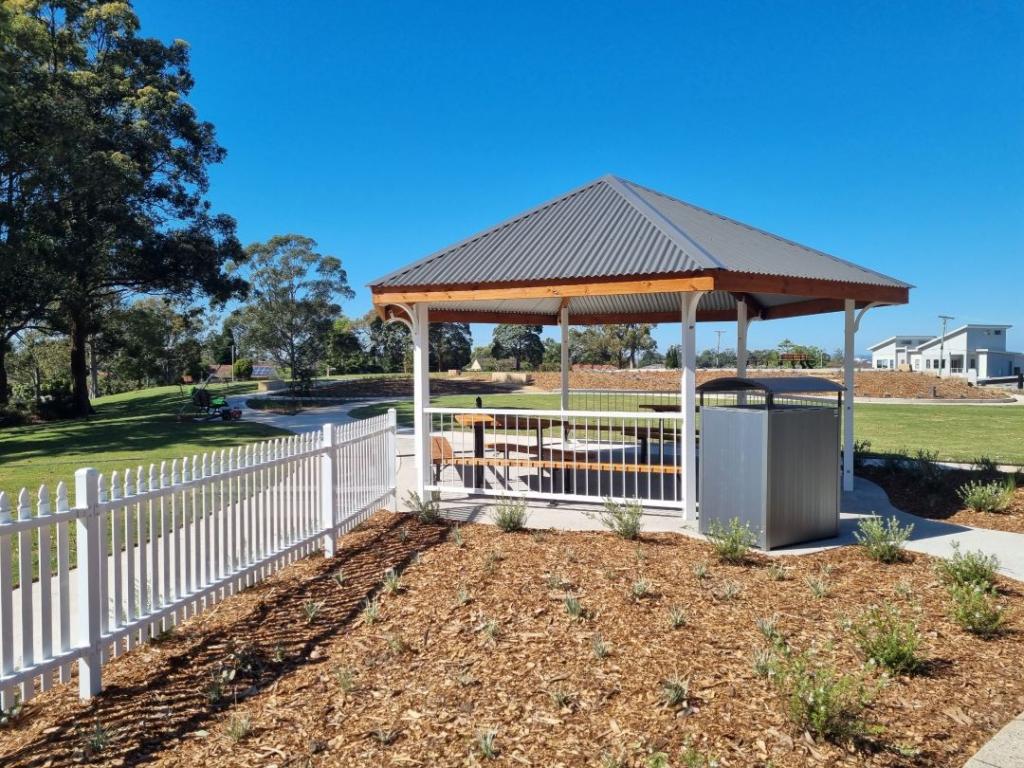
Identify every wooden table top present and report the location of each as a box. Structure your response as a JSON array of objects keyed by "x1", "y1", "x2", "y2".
[
  {"x1": 454, "y1": 413, "x2": 568, "y2": 429},
  {"x1": 638, "y1": 404, "x2": 682, "y2": 412}
]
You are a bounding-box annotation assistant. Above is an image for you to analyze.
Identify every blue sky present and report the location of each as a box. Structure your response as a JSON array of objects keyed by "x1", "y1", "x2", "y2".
[{"x1": 137, "y1": 0, "x2": 1023, "y2": 357}]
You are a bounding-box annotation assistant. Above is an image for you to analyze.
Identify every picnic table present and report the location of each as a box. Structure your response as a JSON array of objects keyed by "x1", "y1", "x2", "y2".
[{"x1": 453, "y1": 412, "x2": 568, "y2": 487}]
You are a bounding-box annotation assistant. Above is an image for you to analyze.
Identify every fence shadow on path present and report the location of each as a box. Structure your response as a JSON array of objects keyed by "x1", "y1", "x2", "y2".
[{"x1": 0, "y1": 511, "x2": 448, "y2": 768}]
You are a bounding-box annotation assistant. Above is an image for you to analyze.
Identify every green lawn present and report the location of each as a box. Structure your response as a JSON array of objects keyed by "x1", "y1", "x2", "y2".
[
  {"x1": 351, "y1": 395, "x2": 1024, "y2": 466},
  {"x1": 0, "y1": 383, "x2": 291, "y2": 499}
]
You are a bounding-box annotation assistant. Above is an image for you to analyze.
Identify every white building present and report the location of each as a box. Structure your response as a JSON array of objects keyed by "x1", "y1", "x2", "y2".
[{"x1": 869, "y1": 324, "x2": 1024, "y2": 380}]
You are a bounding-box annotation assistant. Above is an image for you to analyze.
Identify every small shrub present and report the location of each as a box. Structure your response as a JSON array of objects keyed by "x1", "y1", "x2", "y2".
[
  {"x1": 706, "y1": 518, "x2": 757, "y2": 563},
  {"x1": 934, "y1": 541, "x2": 999, "y2": 589},
  {"x1": 382, "y1": 567, "x2": 403, "y2": 594},
  {"x1": 854, "y1": 515, "x2": 914, "y2": 563},
  {"x1": 659, "y1": 676, "x2": 690, "y2": 708},
  {"x1": 770, "y1": 650, "x2": 879, "y2": 742},
  {"x1": 398, "y1": 526, "x2": 410, "y2": 543},
  {"x1": 849, "y1": 603, "x2": 923, "y2": 674},
  {"x1": 85, "y1": 722, "x2": 111, "y2": 754},
  {"x1": 910, "y1": 449, "x2": 944, "y2": 488},
  {"x1": 334, "y1": 666, "x2": 357, "y2": 693},
  {"x1": 0, "y1": 697, "x2": 23, "y2": 727},
  {"x1": 491, "y1": 496, "x2": 529, "y2": 532},
  {"x1": 385, "y1": 633, "x2": 410, "y2": 654},
  {"x1": 548, "y1": 687, "x2": 576, "y2": 709},
  {"x1": 717, "y1": 581, "x2": 741, "y2": 601},
  {"x1": 678, "y1": 742, "x2": 719, "y2": 768},
  {"x1": 668, "y1": 605, "x2": 687, "y2": 629},
  {"x1": 371, "y1": 726, "x2": 400, "y2": 746},
  {"x1": 455, "y1": 585, "x2": 472, "y2": 606},
  {"x1": 545, "y1": 571, "x2": 568, "y2": 590},
  {"x1": 404, "y1": 490, "x2": 442, "y2": 523},
  {"x1": 853, "y1": 439, "x2": 873, "y2": 470},
  {"x1": 691, "y1": 562, "x2": 709, "y2": 581},
  {"x1": 767, "y1": 562, "x2": 789, "y2": 581},
  {"x1": 476, "y1": 728, "x2": 498, "y2": 758},
  {"x1": 950, "y1": 583, "x2": 1006, "y2": 637},
  {"x1": 225, "y1": 715, "x2": 252, "y2": 743},
  {"x1": 752, "y1": 647, "x2": 774, "y2": 678},
  {"x1": 232, "y1": 357, "x2": 254, "y2": 380},
  {"x1": 631, "y1": 576, "x2": 652, "y2": 600},
  {"x1": 479, "y1": 617, "x2": 501, "y2": 640},
  {"x1": 806, "y1": 574, "x2": 831, "y2": 599},
  {"x1": 332, "y1": 568, "x2": 347, "y2": 587},
  {"x1": 564, "y1": 594, "x2": 585, "y2": 620},
  {"x1": 646, "y1": 753, "x2": 670, "y2": 768},
  {"x1": 362, "y1": 596, "x2": 381, "y2": 625},
  {"x1": 302, "y1": 599, "x2": 324, "y2": 624},
  {"x1": 483, "y1": 549, "x2": 504, "y2": 572},
  {"x1": 592, "y1": 498, "x2": 644, "y2": 539},
  {"x1": 600, "y1": 752, "x2": 626, "y2": 768},
  {"x1": 972, "y1": 455, "x2": 999, "y2": 476},
  {"x1": 957, "y1": 477, "x2": 1015, "y2": 513},
  {"x1": 448, "y1": 525, "x2": 464, "y2": 547},
  {"x1": 592, "y1": 634, "x2": 611, "y2": 659},
  {"x1": 756, "y1": 614, "x2": 782, "y2": 644}
]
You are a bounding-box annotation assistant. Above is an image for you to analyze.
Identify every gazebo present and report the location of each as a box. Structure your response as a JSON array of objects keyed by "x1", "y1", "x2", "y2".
[{"x1": 370, "y1": 175, "x2": 910, "y2": 520}]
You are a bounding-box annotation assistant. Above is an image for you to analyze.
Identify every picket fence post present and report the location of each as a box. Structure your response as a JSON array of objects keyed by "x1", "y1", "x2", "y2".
[
  {"x1": 320, "y1": 423, "x2": 337, "y2": 557},
  {"x1": 75, "y1": 467, "x2": 102, "y2": 699}
]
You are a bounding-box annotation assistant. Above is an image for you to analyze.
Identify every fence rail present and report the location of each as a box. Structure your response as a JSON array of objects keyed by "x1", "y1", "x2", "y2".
[
  {"x1": 425, "y1": 406, "x2": 685, "y2": 508},
  {"x1": 0, "y1": 411, "x2": 396, "y2": 706}
]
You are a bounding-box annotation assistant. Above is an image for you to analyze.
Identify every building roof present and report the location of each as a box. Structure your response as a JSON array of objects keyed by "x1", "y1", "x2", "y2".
[
  {"x1": 696, "y1": 376, "x2": 845, "y2": 395},
  {"x1": 913, "y1": 324, "x2": 1013, "y2": 353},
  {"x1": 868, "y1": 335, "x2": 934, "y2": 352},
  {"x1": 371, "y1": 175, "x2": 911, "y2": 325}
]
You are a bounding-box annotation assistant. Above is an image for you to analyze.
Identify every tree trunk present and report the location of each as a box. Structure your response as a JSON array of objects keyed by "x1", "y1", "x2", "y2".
[
  {"x1": 69, "y1": 314, "x2": 94, "y2": 417},
  {"x1": 89, "y1": 340, "x2": 99, "y2": 398},
  {"x1": 0, "y1": 345, "x2": 8, "y2": 406}
]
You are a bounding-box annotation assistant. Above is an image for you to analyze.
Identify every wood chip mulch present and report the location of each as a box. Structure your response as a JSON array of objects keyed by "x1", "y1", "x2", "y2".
[
  {"x1": 2, "y1": 512, "x2": 1023, "y2": 767},
  {"x1": 863, "y1": 465, "x2": 1024, "y2": 534}
]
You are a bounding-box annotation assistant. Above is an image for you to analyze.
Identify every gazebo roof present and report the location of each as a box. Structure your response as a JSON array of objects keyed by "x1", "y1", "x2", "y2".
[{"x1": 371, "y1": 175, "x2": 910, "y2": 325}]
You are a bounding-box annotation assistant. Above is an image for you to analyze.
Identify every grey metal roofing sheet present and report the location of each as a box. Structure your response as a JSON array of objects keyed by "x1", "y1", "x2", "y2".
[{"x1": 371, "y1": 175, "x2": 909, "y2": 290}]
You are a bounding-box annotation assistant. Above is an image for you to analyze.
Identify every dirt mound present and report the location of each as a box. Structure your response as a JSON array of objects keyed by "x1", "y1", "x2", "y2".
[{"x1": 530, "y1": 369, "x2": 1007, "y2": 400}]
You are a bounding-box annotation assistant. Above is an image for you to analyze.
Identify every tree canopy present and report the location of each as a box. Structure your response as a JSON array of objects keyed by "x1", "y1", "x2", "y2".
[
  {"x1": 1, "y1": 1, "x2": 245, "y2": 415},
  {"x1": 232, "y1": 235, "x2": 353, "y2": 387},
  {"x1": 491, "y1": 324, "x2": 544, "y2": 370}
]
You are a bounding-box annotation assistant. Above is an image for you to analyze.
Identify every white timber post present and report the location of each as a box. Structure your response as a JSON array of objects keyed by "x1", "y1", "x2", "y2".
[
  {"x1": 75, "y1": 467, "x2": 102, "y2": 699},
  {"x1": 412, "y1": 302, "x2": 431, "y2": 499},
  {"x1": 559, "y1": 305, "x2": 570, "y2": 411},
  {"x1": 736, "y1": 296, "x2": 748, "y2": 377},
  {"x1": 387, "y1": 408, "x2": 398, "y2": 508},
  {"x1": 680, "y1": 291, "x2": 704, "y2": 521},
  {"x1": 843, "y1": 299, "x2": 856, "y2": 492},
  {"x1": 320, "y1": 423, "x2": 337, "y2": 557}
]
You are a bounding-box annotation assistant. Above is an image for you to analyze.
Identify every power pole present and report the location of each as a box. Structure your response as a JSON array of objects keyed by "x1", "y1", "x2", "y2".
[
  {"x1": 714, "y1": 330, "x2": 725, "y2": 368},
  {"x1": 937, "y1": 315, "x2": 954, "y2": 378}
]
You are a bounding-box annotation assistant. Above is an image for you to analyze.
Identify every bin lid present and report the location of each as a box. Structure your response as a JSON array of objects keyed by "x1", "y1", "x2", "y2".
[{"x1": 696, "y1": 376, "x2": 845, "y2": 394}]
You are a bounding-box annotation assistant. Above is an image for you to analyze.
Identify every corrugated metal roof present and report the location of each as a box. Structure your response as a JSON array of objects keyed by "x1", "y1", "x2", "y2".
[{"x1": 371, "y1": 175, "x2": 909, "y2": 290}]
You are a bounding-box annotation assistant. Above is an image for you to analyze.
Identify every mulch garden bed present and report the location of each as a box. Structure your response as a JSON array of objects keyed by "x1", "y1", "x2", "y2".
[
  {"x1": 2, "y1": 512, "x2": 1022, "y2": 767},
  {"x1": 863, "y1": 464, "x2": 1024, "y2": 534},
  {"x1": 531, "y1": 370, "x2": 1009, "y2": 400}
]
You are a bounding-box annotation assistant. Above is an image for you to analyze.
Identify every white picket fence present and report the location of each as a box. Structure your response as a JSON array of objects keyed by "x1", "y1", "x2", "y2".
[{"x1": 0, "y1": 411, "x2": 396, "y2": 706}]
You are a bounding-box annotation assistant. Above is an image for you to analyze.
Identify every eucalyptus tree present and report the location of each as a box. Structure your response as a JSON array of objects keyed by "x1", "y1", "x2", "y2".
[
  {"x1": 491, "y1": 324, "x2": 544, "y2": 370},
  {"x1": 234, "y1": 235, "x2": 353, "y2": 387}
]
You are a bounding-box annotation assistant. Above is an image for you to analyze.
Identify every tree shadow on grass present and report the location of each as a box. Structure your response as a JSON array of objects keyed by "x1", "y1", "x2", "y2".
[{"x1": 0, "y1": 512, "x2": 449, "y2": 768}]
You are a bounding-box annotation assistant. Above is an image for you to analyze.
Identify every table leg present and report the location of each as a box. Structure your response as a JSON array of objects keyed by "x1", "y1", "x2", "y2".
[{"x1": 474, "y1": 422, "x2": 485, "y2": 488}]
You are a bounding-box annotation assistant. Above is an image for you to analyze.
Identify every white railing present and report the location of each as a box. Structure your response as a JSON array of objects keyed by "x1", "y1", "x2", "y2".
[
  {"x1": 0, "y1": 411, "x2": 396, "y2": 706},
  {"x1": 425, "y1": 406, "x2": 685, "y2": 508},
  {"x1": 566, "y1": 389, "x2": 681, "y2": 413}
]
